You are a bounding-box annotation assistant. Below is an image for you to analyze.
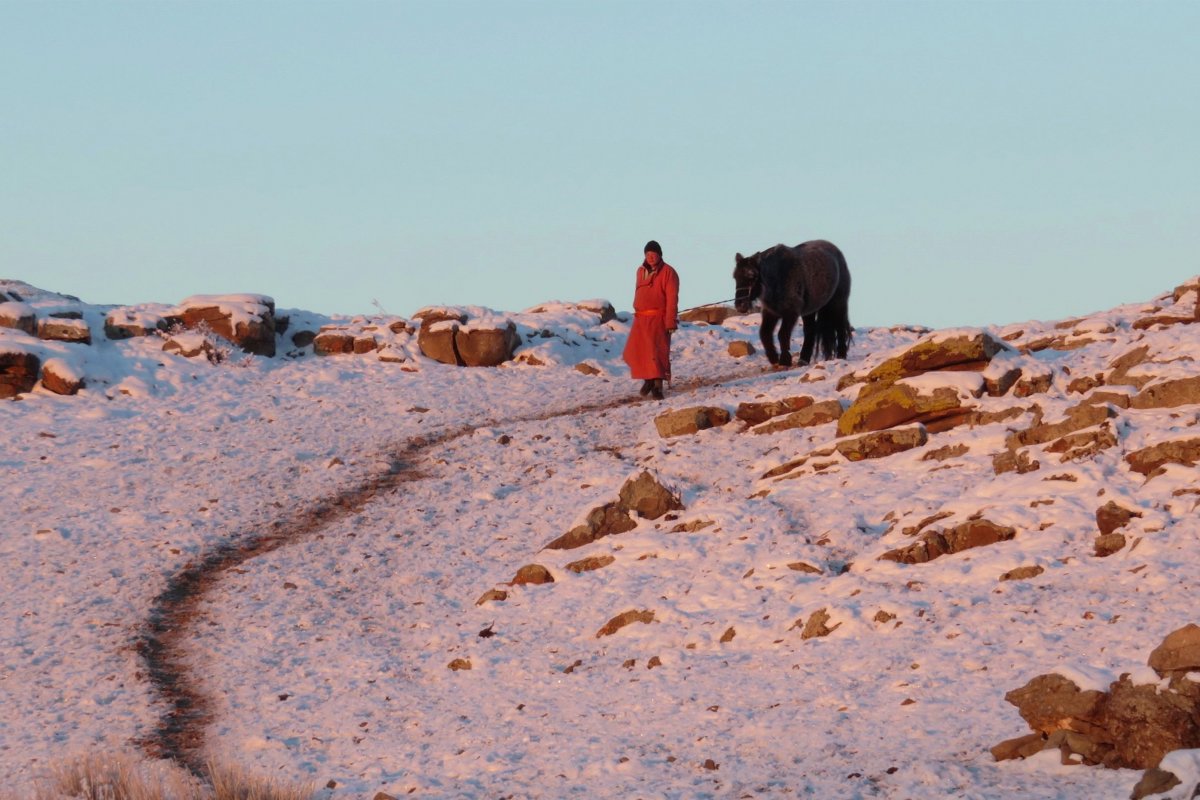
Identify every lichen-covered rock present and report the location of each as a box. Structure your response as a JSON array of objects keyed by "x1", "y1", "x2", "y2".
[
  {"x1": 838, "y1": 381, "x2": 973, "y2": 436},
  {"x1": 861, "y1": 331, "x2": 1010, "y2": 390},
  {"x1": 835, "y1": 424, "x2": 928, "y2": 462},
  {"x1": 654, "y1": 406, "x2": 732, "y2": 438}
]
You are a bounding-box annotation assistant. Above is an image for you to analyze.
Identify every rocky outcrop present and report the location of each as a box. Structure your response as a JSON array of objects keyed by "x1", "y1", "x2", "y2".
[
  {"x1": 838, "y1": 381, "x2": 976, "y2": 436},
  {"x1": 163, "y1": 333, "x2": 220, "y2": 361},
  {"x1": 736, "y1": 395, "x2": 814, "y2": 426},
  {"x1": 0, "y1": 350, "x2": 40, "y2": 398},
  {"x1": 38, "y1": 317, "x2": 91, "y2": 345},
  {"x1": 104, "y1": 308, "x2": 171, "y2": 339},
  {"x1": 416, "y1": 311, "x2": 520, "y2": 367},
  {"x1": 835, "y1": 424, "x2": 927, "y2": 462},
  {"x1": 751, "y1": 400, "x2": 843, "y2": 435},
  {"x1": 879, "y1": 518, "x2": 1016, "y2": 564},
  {"x1": 995, "y1": 625, "x2": 1200, "y2": 771},
  {"x1": 545, "y1": 471, "x2": 682, "y2": 550},
  {"x1": 1126, "y1": 438, "x2": 1200, "y2": 477},
  {"x1": 0, "y1": 302, "x2": 36, "y2": 335},
  {"x1": 858, "y1": 331, "x2": 1010, "y2": 391},
  {"x1": 654, "y1": 406, "x2": 732, "y2": 438},
  {"x1": 177, "y1": 294, "x2": 276, "y2": 357},
  {"x1": 1131, "y1": 376, "x2": 1200, "y2": 410},
  {"x1": 313, "y1": 330, "x2": 357, "y2": 355}
]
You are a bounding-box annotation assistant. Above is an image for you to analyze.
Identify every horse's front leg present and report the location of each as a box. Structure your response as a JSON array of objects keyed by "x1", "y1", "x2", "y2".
[
  {"x1": 798, "y1": 313, "x2": 818, "y2": 365},
  {"x1": 759, "y1": 310, "x2": 780, "y2": 365},
  {"x1": 776, "y1": 313, "x2": 799, "y2": 367}
]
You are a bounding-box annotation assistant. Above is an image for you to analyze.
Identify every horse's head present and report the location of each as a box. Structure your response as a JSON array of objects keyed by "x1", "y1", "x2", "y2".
[{"x1": 733, "y1": 252, "x2": 762, "y2": 313}]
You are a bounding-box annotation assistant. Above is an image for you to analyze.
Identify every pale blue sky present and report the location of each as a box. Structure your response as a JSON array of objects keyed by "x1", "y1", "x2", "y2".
[{"x1": 3, "y1": 0, "x2": 1197, "y2": 327}]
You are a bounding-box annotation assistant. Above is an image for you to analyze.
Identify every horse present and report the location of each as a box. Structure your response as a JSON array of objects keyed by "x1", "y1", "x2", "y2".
[{"x1": 732, "y1": 240, "x2": 853, "y2": 367}]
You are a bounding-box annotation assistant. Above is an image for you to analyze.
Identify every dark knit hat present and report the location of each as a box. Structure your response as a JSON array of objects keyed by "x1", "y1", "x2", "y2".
[{"x1": 644, "y1": 240, "x2": 663, "y2": 256}]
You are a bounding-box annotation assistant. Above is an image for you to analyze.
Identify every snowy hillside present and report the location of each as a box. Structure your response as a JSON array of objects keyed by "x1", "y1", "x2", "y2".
[{"x1": 3, "y1": 275, "x2": 1200, "y2": 799}]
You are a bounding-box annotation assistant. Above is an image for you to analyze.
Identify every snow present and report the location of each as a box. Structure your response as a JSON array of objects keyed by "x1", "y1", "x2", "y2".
[{"x1": 3, "y1": 277, "x2": 1200, "y2": 798}]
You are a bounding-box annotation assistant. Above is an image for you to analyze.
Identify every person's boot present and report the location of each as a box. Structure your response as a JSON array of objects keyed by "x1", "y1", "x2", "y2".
[
  {"x1": 639, "y1": 379, "x2": 652, "y2": 396},
  {"x1": 650, "y1": 379, "x2": 665, "y2": 400}
]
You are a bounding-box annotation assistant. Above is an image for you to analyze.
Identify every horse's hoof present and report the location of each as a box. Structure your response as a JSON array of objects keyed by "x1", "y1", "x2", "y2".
[{"x1": 778, "y1": 354, "x2": 792, "y2": 367}]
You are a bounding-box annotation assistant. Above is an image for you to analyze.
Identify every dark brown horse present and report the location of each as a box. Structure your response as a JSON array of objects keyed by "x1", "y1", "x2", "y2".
[{"x1": 733, "y1": 240, "x2": 852, "y2": 366}]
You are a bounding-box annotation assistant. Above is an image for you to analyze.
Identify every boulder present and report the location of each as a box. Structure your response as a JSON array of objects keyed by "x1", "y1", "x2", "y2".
[
  {"x1": 753, "y1": 400, "x2": 844, "y2": 434},
  {"x1": 353, "y1": 335, "x2": 379, "y2": 354},
  {"x1": 1094, "y1": 533, "x2": 1126, "y2": 557},
  {"x1": 836, "y1": 424, "x2": 928, "y2": 462},
  {"x1": 1126, "y1": 438, "x2": 1200, "y2": 477},
  {"x1": 1148, "y1": 624, "x2": 1200, "y2": 679},
  {"x1": 313, "y1": 330, "x2": 356, "y2": 355},
  {"x1": 457, "y1": 321, "x2": 520, "y2": 367},
  {"x1": 37, "y1": 317, "x2": 91, "y2": 345},
  {"x1": 992, "y1": 448, "x2": 1040, "y2": 475},
  {"x1": 163, "y1": 332, "x2": 219, "y2": 361},
  {"x1": 290, "y1": 330, "x2": 317, "y2": 348},
  {"x1": 654, "y1": 406, "x2": 732, "y2": 438},
  {"x1": 417, "y1": 320, "x2": 462, "y2": 365},
  {"x1": 0, "y1": 302, "x2": 36, "y2": 335},
  {"x1": 1004, "y1": 673, "x2": 1108, "y2": 739},
  {"x1": 177, "y1": 294, "x2": 276, "y2": 356},
  {"x1": 40, "y1": 359, "x2": 84, "y2": 395},
  {"x1": 880, "y1": 518, "x2": 1016, "y2": 564},
  {"x1": 0, "y1": 350, "x2": 40, "y2": 398},
  {"x1": 1096, "y1": 501, "x2": 1142, "y2": 536},
  {"x1": 510, "y1": 564, "x2": 555, "y2": 586},
  {"x1": 618, "y1": 471, "x2": 684, "y2": 520},
  {"x1": 566, "y1": 555, "x2": 615, "y2": 573}
]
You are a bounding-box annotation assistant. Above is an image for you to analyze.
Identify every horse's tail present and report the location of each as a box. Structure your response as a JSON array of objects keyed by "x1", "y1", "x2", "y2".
[{"x1": 815, "y1": 260, "x2": 853, "y2": 361}]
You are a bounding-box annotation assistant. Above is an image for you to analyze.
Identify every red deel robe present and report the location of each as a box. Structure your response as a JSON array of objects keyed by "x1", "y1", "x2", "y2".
[{"x1": 622, "y1": 261, "x2": 680, "y2": 380}]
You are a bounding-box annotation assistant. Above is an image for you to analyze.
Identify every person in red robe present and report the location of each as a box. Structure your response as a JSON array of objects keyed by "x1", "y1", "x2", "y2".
[{"x1": 622, "y1": 240, "x2": 680, "y2": 400}]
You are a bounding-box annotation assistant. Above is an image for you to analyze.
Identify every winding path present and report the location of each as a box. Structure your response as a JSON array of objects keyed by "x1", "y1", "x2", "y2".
[{"x1": 135, "y1": 366, "x2": 763, "y2": 776}]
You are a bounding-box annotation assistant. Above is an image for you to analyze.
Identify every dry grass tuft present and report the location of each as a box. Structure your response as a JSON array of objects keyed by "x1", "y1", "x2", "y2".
[{"x1": 3, "y1": 752, "x2": 316, "y2": 800}]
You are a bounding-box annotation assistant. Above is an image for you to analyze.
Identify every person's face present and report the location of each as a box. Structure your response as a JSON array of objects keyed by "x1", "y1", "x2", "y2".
[{"x1": 645, "y1": 250, "x2": 661, "y2": 267}]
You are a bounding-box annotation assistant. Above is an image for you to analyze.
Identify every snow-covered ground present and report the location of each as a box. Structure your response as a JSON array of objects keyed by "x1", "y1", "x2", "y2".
[{"x1": 3, "y1": 276, "x2": 1200, "y2": 798}]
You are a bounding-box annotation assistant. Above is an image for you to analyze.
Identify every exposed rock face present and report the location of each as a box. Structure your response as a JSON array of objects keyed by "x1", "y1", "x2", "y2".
[
  {"x1": 1126, "y1": 438, "x2": 1200, "y2": 477},
  {"x1": 546, "y1": 471, "x2": 683, "y2": 550},
  {"x1": 996, "y1": 626, "x2": 1200, "y2": 771},
  {"x1": 0, "y1": 351, "x2": 40, "y2": 398},
  {"x1": 1007, "y1": 403, "x2": 1118, "y2": 449},
  {"x1": 654, "y1": 406, "x2": 732, "y2": 438},
  {"x1": 752, "y1": 400, "x2": 844, "y2": 435},
  {"x1": 37, "y1": 317, "x2": 91, "y2": 345},
  {"x1": 177, "y1": 294, "x2": 276, "y2": 356},
  {"x1": 163, "y1": 333, "x2": 218, "y2": 361},
  {"x1": 40, "y1": 359, "x2": 84, "y2": 395},
  {"x1": 0, "y1": 302, "x2": 36, "y2": 335},
  {"x1": 835, "y1": 424, "x2": 928, "y2": 462},
  {"x1": 879, "y1": 518, "x2": 1016, "y2": 564}
]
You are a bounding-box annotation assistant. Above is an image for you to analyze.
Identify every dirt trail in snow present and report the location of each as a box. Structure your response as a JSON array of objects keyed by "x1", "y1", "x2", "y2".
[{"x1": 136, "y1": 364, "x2": 766, "y2": 775}]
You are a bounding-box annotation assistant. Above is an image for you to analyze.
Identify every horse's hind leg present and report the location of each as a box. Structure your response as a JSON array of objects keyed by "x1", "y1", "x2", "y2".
[
  {"x1": 796, "y1": 313, "x2": 818, "y2": 365},
  {"x1": 777, "y1": 313, "x2": 799, "y2": 367},
  {"x1": 759, "y1": 310, "x2": 781, "y2": 365}
]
